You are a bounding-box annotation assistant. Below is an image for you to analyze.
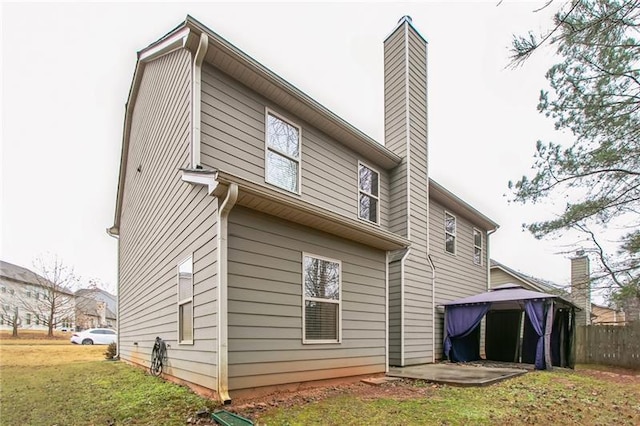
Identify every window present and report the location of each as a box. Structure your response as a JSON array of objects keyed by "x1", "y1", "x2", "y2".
[
  {"x1": 0, "y1": 314, "x2": 3, "y2": 325},
  {"x1": 177, "y1": 256, "x2": 194, "y2": 344},
  {"x1": 473, "y1": 229, "x2": 483, "y2": 265},
  {"x1": 9, "y1": 289, "x2": 14, "y2": 295},
  {"x1": 358, "y1": 162, "x2": 380, "y2": 224},
  {"x1": 1, "y1": 287, "x2": 5, "y2": 293},
  {"x1": 302, "y1": 254, "x2": 341, "y2": 343},
  {"x1": 25, "y1": 313, "x2": 32, "y2": 325},
  {"x1": 35, "y1": 292, "x2": 40, "y2": 301},
  {"x1": 26, "y1": 290, "x2": 31, "y2": 298},
  {"x1": 35, "y1": 315, "x2": 40, "y2": 326},
  {"x1": 265, "y1": 111, "x2": 301, "y2": 194},
  {"x1": 445, "y1": 212, "x2": 456, "y2": 254}
]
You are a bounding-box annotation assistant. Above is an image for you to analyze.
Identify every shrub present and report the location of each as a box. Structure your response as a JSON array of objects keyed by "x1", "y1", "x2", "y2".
[{"x1": 104, "y1": 342, "x2": 117, "y2": 360}]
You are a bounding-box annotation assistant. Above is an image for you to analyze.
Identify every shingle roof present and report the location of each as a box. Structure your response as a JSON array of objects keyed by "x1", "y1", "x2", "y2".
[
  {"x1": 1, "y1": 260, "x2": 46, "y2": 286},
  {"x1": 490, "y1": 259, "x2": 568, "y2": 296}
]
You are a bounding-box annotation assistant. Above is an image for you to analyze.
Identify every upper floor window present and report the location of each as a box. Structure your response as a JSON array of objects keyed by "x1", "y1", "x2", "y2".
[
  {"x1": 473, "y1": 229, "x2": 483, "y2": 265},
  {"x1": 265, "y1": 111, "x2": 301, "y2": 194},
  {"x1": 303, "y1": 253, "x2": 341, "y2": 344},
  {"x1": 445, "y1": 212, "x2": 456, "y2": 255},
  {"x1": 25, "y1": 313, "x2": 32, "y2": 325},
  {"x1": 358, "y1": 162, "x2": 380, "y2": 224},
  {"x1": 177, "y1": 256, "x2": 194, "y2": 344}
]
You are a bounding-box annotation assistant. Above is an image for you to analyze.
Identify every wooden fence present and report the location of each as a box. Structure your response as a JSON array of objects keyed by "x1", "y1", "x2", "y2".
[{"x1": 575, "y1": 322, "x2": 640, "y2": 369}]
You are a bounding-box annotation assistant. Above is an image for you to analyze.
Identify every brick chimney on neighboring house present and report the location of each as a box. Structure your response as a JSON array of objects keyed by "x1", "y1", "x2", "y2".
[{"x1": 571, "y1": 250, "x2": 591, "y2": 326}]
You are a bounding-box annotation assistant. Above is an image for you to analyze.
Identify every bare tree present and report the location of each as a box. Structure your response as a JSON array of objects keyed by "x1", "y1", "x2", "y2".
[
  {"x1": 1, "y1": 305, "x2": 21, "y2": 337},
  {"x1": 20, "y1": 255, "x2": 78, "y2": 337}
]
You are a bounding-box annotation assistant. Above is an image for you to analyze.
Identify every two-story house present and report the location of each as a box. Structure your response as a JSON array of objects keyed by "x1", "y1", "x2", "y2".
[{"x1": 109, "y1": 15, "x2": 498, "y2": 402}]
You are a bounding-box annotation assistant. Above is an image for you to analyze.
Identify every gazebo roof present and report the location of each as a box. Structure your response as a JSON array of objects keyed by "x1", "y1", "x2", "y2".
[{"x1": 442, "y1": 283, "x2": 579, "y2": 310}]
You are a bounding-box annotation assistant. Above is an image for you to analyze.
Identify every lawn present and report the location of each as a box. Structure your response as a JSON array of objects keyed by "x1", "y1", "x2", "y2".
[
  {"x1": 1, "y1": 338, "x2": 639, "y2": 425},
  {"x1": 0, "y1": 339, "x2": 218, "y2": 425}
]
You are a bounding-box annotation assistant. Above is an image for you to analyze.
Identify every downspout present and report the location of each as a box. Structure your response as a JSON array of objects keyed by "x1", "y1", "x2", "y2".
[
  {"x1": 106, "y1": 228, "x2": 120, "y2": 359},
  {"x1": 399, "y1": 248, "x2": 410, "y2": 366},
  {"x1": 217, "y1": 183, "x2": 238, "y2": 404},
  {"x1": 385, "y1": 252, "x2": 389, "y2": 373},
  {"x1": 191, "y1": 32, "x2": 208, "y2": 167},
  {"x1": 427, "y1": 254, "x2": 436, "y2": 363},
  {"x1": 486, "y1": 228, "x2": 497, "y2": 290}
]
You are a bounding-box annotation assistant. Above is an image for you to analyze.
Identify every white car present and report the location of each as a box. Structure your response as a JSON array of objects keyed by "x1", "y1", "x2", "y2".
[{"x1": 70, "y1": 328, "x2": 117, "y2": 345}]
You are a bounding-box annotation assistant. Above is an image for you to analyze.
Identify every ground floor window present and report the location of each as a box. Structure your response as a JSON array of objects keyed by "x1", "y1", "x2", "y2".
[
  {"x1": 302, "y1": 253, "x2": 341, "y2": 343},
  {"x1": 177, "y1": 256, "x2": 194, "y2": 343}
]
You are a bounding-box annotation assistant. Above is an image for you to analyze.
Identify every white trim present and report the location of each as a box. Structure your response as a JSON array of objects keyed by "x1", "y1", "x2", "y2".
[
  {"x1": 385, "y1": 251, "x2": 389, "y2": 373},
  {"x1": 191, "y1": 32, "x2": 208, "y2": 167},
  {"x1": 264, "y1": 107, "x2": 302, "y2": 195},
  {"x1": 181, "y1": 170, "x2": 218, "y2": 194},
  {"x1": 487, "y1": 229, "x2": 497, "y2": 290},
  {"x1": 139, "y1": 27, "x2": 191, "y2": 63},
  {"x1": 444, "y1": 211, "x2": 457, "y2": 256},
  {"x1": 404, "y1": 22, "x2": 411, "y2": 241},
  {"x1": 177, "y1": 254, "x2": 194, "y2": 345},
  {"x1": 399, "y1": 248, "x2": 410, "y2": 366},
  {"x1": 301, "y1": 252, "x2": 342, "y2": 345},
  {"x1": 357, "y1": 161, "x2": 381, "y2": 225},
  {"x1": 473, "y1": 228, "x2": 483, "y2": 266},
  {"x1": 217, "y1": 183, "x2": 238, "y2": 404}
]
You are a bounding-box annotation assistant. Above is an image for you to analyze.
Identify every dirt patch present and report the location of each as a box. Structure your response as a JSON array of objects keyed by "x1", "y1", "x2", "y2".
[
  {"x1": 576, "y1": 366, "x2": 640, "y2": 385},
  {"x1": 226, "y1": 379, "x2": 439, "y2": 420}
]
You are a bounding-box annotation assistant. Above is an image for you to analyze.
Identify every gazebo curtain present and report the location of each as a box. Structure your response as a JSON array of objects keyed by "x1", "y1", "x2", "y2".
[
  {"x1": 524, "y1": 300, "x2": 546, "y2": 370},
  {"x1": 444, "y1": 303, "x2": 490, "y2": 362}
]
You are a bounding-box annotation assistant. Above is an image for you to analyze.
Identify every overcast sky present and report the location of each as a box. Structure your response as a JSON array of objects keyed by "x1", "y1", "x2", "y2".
[{"x1": 2, "y1": 1, "x2": 591, "y2": 297}]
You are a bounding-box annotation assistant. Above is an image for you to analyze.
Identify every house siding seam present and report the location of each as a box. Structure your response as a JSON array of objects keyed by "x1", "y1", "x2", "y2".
[
  {"x1": 226, "y1": 207, "x2": 386, "y2": 392},
  {"x1": 200, "y1": 64, "x2": 390, "y2": 230},
  {"x1": 118, "y1": 48, "x2": 219, "y2": 391}
]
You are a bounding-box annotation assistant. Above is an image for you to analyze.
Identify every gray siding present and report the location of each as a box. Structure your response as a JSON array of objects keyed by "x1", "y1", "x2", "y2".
[
  {"x1": 430, "y1": 199, "x2": 489, "y2": 360},
  {"x1": 227, "y1": 207, "x2": 386, "y2": 392},
  {"x1": 118, "y1": 49, "x2": 219, "y2": 390},
  {"x1": 385, "y1": 26, "x2": 408, "y2": 238},
  {"x1": 388, "y1": 260, "x2": 402, "y2": 366},
  {"x1": 491, "y1": 269, "x2": 519, "y2": 288},
  {"x1": 200, "y1": 65, "x2": 390, "y2": 229}
]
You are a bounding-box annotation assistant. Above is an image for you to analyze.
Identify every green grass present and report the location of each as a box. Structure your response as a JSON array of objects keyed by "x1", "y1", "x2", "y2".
[
  {"x1": 0, "y1": 341, "x2": 218, "y2": 425},
  {"x1": 260, "y1": 370, "x2": 640, "y2": 425},
  {"x1": 1, "y1": 340, "x2": 639, "y2": 425}
]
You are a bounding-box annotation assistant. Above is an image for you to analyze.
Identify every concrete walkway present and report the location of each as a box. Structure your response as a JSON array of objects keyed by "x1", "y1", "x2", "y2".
[{"x1": 387, "y1": 363, "x2": 527, "y2": 386}]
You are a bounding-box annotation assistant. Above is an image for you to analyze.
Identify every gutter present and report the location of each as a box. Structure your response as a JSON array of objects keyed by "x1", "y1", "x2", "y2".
[
  {"x1": 217, "y1": 183, "x2": 238, "y2": 404},
  {"x1": 106, "y1": 228, "x2": 120, "y2": 359},
  {"x1": 191, "y1": 32, "x2": 208, "y2": 167},
  {"x1": 399, "y1": 248, "x2": 410, "y2": 367},
  {"x1": 427, "y1": 254, "x2": 436, "y2": 363}
]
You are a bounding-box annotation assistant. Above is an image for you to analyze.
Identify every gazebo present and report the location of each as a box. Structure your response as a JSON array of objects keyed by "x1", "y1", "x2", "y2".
[{"x1": 442, "y1": 284, "x2": 579, "y2": 370}]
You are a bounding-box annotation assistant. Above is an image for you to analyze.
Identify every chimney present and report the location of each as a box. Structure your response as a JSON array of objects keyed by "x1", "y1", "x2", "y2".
[
  {"x1": 571, "y1": 250, "x2": 591, "y2": 326},
  {"x1": 384, "y1": 16, "x2": 428, "y2": 241},
  {"x1": 385, "y1": 17, "x2": 431, "y2": 366}
]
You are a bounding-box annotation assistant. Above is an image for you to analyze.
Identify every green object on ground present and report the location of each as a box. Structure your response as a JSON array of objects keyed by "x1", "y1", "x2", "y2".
[{"x1": 212, "y1": 410, "x2": 254, "y2": 426}]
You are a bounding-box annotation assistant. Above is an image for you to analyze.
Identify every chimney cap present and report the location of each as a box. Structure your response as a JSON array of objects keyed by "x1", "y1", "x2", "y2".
[{"x1": 399, "y1": 15, "x2": 413, "y2": 24}]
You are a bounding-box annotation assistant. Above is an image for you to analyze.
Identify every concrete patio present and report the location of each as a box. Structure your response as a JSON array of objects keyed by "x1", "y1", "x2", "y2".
[{"x1": 387, "y1": 363, "x2": 527, "y2": 386}]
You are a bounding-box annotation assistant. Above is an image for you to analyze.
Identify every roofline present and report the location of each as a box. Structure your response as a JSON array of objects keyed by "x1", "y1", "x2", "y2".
[
  {"x1": 111, "y1": 16, "x2": 403, "y2": 232},
  {"x1": 429, "y1": 179, "x2": 499, "y2": 231},
  {"x1": 182, "y1": 15, "x2": 401, "y2": 166},
  {"x1": 490, "y1": 259, "x2": 563, "y2": 295},
  {"x1": 181, "y1": 168, "x2": 411, "y2": 251}
]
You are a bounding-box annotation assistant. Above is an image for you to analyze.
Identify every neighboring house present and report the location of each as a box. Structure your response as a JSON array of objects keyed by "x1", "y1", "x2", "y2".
[
  {"x1": 490, "y1": 257, "x2": 626, "y2": 326},
  {"x1": 0, "y1": 260, "x2": 75, "y2": 331},
  {"x1": 109, "y1": 16, "x2": 497, "y2": 402},
  {"x1": 75, "y1": 288, "x2": 117, "y2": 329}
]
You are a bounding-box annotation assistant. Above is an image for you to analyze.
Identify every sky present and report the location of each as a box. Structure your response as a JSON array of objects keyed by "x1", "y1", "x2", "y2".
[{"x1": 2, "y1": 1, "x2": 592, "y2": 297}]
